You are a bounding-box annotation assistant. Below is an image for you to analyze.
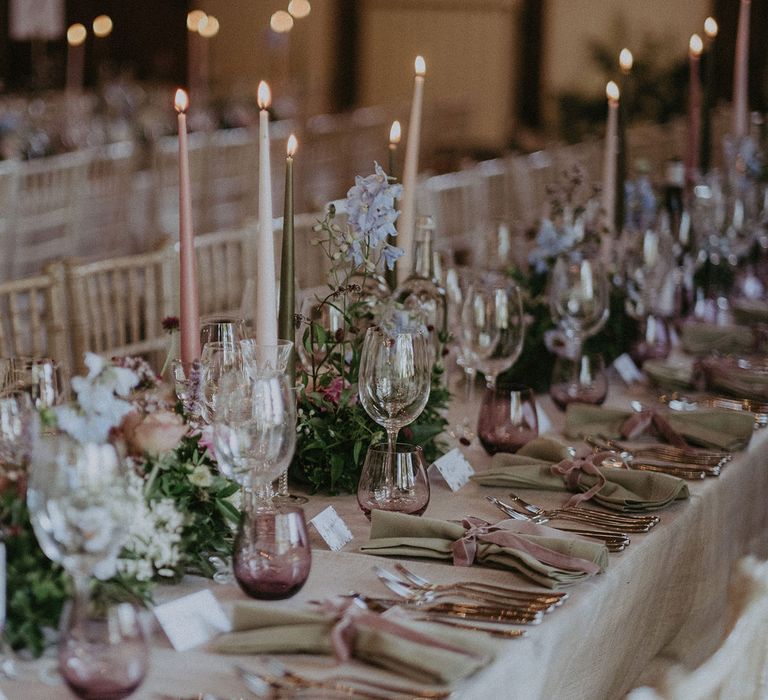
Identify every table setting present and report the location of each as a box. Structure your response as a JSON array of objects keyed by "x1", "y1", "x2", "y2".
[{"x1": 2, "y1": 2, "x2": 768, "y2": 698}]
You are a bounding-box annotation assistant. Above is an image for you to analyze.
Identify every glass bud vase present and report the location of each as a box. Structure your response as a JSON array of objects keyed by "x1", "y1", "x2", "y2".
[{"x1": 394, "y1": 214, "x2": 448, "y2": 354}]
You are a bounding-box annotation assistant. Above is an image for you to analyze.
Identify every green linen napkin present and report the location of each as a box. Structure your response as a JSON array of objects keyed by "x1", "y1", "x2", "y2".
[
  {"x1": 733, "y1": 298, "x2": 768, "y2": 325},
  {"x1": 359, "y1": 509, "x2": 608, "y2": 589},
  {"x1": 681, "y1": 322, "x2": 755, "y2": 356},
  {"x1": 213, "y1": 602, "x2": 497, "y2": 684},
  {"x1": 471, "y1": 437, "x2": 689, "y2": 512},
  {"x1": 564, "y1": 403, "x2": 754, "y2": 451},
  {"x1": 643, "y1": 357, "x2": 694, "y2": 391}
]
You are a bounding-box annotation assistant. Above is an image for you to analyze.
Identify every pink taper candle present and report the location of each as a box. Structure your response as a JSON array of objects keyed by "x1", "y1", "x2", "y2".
[
  {"x1": 686, "y1": 34, "x2": 703, "y2": 184},
  {"x1": 256, "y1": 81, "x2": 278, "y2": 345},
  {"x1": 602, "y1": 81, "x2": 620, "y2": 232},
  {"x1": 732, "y1": 0, "x2": 751, "y2": 138},
  {"x1": 174, "y1": 89, "x2": 201, "y2": 367},
  {"x1": 397, "y1": 56, "x2": 426, "y2": 281}
]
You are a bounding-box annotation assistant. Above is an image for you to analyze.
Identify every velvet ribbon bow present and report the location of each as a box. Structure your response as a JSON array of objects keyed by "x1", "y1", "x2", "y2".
[
  {"x1": 620, "y1": 408, "x2": 687, "y2": 448},
  {"x1": 450, "y1": 516, "x2": 602, "y2": 574},
  {"x1": 549, "y1": 451, "x2": 612, "y2": 507},
  {"x1": 316, "y1": 598, "x2": 478, "y2": 663}
]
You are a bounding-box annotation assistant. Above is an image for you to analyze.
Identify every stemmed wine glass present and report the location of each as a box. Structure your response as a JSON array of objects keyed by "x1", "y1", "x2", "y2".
[
  {"x1": 466, "y1": 274, "x2": 526, "y2": 390},
  {"x1": 548, "y1": 250, "x2": 609, "y2": 360},
  {"x1": 213, "y1": 371, "x2": 307, "y2": 599},
  {"x1": 200, "y1": 315, "x2": 247, "y2": 347},
  {"x1": 358, "y1": 325, "x2": 432, "y2": 464},
  {"x1": 199, "y1": 341, "x2": 245, "y2": 424},
  {"x1": 26, "y1": 436, "x2": 148, "y2": 699}
]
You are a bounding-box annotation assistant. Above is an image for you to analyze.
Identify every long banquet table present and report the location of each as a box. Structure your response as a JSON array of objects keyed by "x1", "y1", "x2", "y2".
[{"x1": 4, "y1": 385, "x2": 768, "y2": 700}]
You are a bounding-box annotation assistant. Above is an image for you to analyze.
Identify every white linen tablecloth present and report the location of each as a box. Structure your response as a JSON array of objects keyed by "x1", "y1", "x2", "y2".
[{"x1": 4, "y1": 391, "x2": 768, "y2": 700}]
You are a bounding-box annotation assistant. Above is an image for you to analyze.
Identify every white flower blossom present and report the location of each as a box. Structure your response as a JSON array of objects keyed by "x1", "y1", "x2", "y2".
[{"x1": 188, "y1": 464, "x2": 213, "y2": 488}]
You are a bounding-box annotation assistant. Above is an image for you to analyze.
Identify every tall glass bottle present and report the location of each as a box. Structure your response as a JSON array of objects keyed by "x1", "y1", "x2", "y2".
[{"x1": 394, "y1": 215, "x2": 448, "y2": 353}]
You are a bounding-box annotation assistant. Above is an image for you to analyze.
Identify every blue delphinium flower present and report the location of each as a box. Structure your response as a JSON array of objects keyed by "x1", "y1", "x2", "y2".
[
  {"x1": 344, "y1": 162, "x2": 404, "y2": 268},
  {"x1": 528, "y1": 218, "x2": 577, "y2": 274}
]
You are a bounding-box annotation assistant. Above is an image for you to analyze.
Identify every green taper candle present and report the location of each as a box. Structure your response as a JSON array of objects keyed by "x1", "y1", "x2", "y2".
[{"x1": 278, "y1": 134, "x2": 297, "y2": 386}]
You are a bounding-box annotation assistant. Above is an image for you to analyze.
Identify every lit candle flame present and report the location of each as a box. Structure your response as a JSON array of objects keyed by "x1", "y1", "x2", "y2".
[
  {"x1": 415, "y1": 56, "x2": 426, "y2": 76},
  {"x1": 389, "y1": 121, "x2": 402, "y2": 145},
  {"x1": 199, "y1": 15, "x2": 219, "y2": 38},
  {"x1": 257, "y1": 81, "x2": 272, "y2": 110},
  {"x1": 67, "y1": 23, "x2": 87, "y2": 47},
  {"x1": 187, "y1": 10, "x2": 207, "y2": 32},
  {"x1": 619, "y1": 48, "x2": 633, "y2": 73},
  {"x1": 689, "y1": 33, "x2": 703, "y2": 57},
  {"x1": 606, "y1": 80, "x2": 620, "y2": 102},
  {"x1": 92, "y1": 15, "x2": 113, "y2": 38},
  {"x1": 287, "y1": 134, "x2": 298, "y2": 157},
  {"x1": 704, "y1": 16, "x2": 718, "y2": 39},
  {"x1": 174, "y1": 88, "x2": 189, "y2": 113}
]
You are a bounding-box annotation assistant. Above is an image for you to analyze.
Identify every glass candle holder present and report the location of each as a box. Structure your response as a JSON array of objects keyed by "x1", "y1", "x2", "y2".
[
  {"x1": 233, "y1": 506, "x2": 311, "y2": 600},
  {"x1": 477, "y1": 385, "x2": 539, "y2": 455},
  {"x1": 357, "y1": 442, "x2": 430, "y2": 520},
  {"x1": 549, "y1": 352, "x2": 608, "y2": 411}
]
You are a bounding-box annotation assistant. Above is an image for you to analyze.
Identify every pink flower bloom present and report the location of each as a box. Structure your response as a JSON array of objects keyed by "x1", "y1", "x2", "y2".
[
  {"x1": 123, "y1": 410, "x2": 187, "y2": 456},
  {"x1": 320, "y1": 376, "x2": 349, "y2": 406}
]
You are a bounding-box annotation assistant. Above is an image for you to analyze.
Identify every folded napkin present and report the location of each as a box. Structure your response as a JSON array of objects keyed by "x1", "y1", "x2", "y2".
[
  {"x1": 733, "y1": 298, "x2": 768, "y2": 326},
  {"x1": 564, "y1": 403, "x2": 753, "y2": 452},
  {"x1": 359, "y1": 509, "x2": 608, "y2": 589},
  {"x1": 680, "y1": 322, "x2": 756, "y2": 356},
  {"x1": 472, "y1": 437, "x2": 689, "y2": 513},
  {"x1": 698, "y1": 356, "x2": 768, "y2": 402},
  {"x1": 213, "y1": 598, "x2": 497, "y2": 684},
  {"x1": 643, "y1": 357, "x2": 694, "y2": 391}
]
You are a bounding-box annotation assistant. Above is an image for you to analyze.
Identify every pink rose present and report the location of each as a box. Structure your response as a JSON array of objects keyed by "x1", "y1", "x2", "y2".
[{"x1": 124, "y1": 410, "x2": 187, "y2": 456}]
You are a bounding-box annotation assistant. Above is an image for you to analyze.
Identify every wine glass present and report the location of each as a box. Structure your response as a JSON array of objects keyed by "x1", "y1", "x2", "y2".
[
  {"x1": 213, "y1": 371, "x2": 297, "y2": 512},
  {"x1": 200, "y1": 315, "x2": 247, "y2": 347},
  {"x1": 0, "y1": 390, "x2": 35, "y2": 481},
  {"x1": 358, "y1": 326, "x2": 431, "y2": 464},
  {"x1": 548, "y1": 250, "x2": 609, "y2": 359},
  {"x1": 199, "y1": 341, "x2": 244, "y2": 424},
  {"x1": 26, "y1": 435, "x2": 147, "y2": 698},
  {"x1": 466, "y1": 274, "x2": 526, "y2": 389},
  {"x1": 11, "y1": 357, "x2": 60, "y2": 408}
]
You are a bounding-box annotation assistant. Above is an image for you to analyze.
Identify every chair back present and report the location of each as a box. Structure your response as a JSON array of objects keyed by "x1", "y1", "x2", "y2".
[
  {"x1": 65, "y1": 243, "x2": 176, "y2": 372},
  {"x1": 11, "y1": 151, "x2": 90, "y2": 279},
  {"x1": 0, "y1": 263, "x2": 69, "y2": 373},
  {"x1": 207, "y1": 128, "x2": 258, "y2": 230}
]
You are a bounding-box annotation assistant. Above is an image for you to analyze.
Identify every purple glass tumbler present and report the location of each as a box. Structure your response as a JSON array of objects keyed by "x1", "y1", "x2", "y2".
[
  {"x1": 233, "y1": 506, "x2": 312, "y2": 600},
  {"x1": 477, "y1": 385, "x2": 539, "y2": 455}
]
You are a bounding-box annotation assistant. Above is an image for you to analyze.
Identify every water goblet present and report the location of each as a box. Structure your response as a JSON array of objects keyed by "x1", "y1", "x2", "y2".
[
  {"x1": 357, "y1": 442, "x2": 430, "y2": 519},
  {"x1": 12, "y1": 357, "x2": 60, "y2": 408},
  {"x1": 549, "y1": 352, "x2": 608, "y2": 411},
  {"x1": 358, "y1": 326, "x2": 431, "y2": 466},
  {"x1": 0, "y1": 390, "x2": 34, "y2": 482},
  {"x1": 232, "y1": 506, "x2": 311, "y2": 600},
  {"x1": 477, "y1": 384, "x2": 539, "y2": 455}
]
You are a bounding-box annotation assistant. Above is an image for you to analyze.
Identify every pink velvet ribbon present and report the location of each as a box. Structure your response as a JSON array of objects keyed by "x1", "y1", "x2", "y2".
[
  {"x1": 550, "y1": 452, "x2": 612, "y2": 508},
  {"x1": 317, "y1": 598, "x2": 478, "y2": 663},
  {"x1": 450, "y1": 516, "x2": 601, "y2": 574},
  {"x1": 620, "y1": 408, "x2": 687, "y2": 448}
]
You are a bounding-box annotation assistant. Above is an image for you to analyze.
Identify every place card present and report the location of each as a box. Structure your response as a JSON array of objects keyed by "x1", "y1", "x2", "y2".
[
  {"x1": 613, "y1": 353, "x2": 644, "y2": 385},
  {"x1": 309, "y1": 506, "x2": 353, "y2": 551},
  {"x1": 431, "y1": 448, "x2": 475, "y2": 491},
  {"x1": 154, "y1": 589, "x2": 231, "y2": 652}
]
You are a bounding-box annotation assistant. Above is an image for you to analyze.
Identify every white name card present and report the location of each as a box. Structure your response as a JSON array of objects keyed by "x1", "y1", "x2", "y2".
[
  {"x1": 309, "y1": 506, "x2": 353, "y2": 551},
  {"x1": 432, "y1": 448, "x2": 475, "y2": 491},
  {"x1": 613, "y1": 353, "x2": 644, "y2": 385},
  {"x1": 154, "y1": 589, "x2": 231, "y2": 652}
]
